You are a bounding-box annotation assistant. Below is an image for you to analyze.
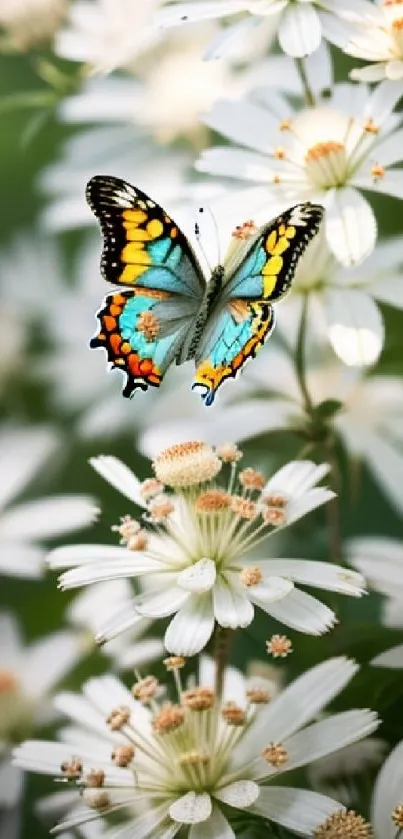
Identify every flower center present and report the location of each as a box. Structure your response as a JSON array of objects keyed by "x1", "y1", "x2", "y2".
[
  {"x1": 0, "y1": 669, "x2": 34, "y2": 744},
  {"x1": 304, "y1": 141, "x2": 348, "y2": 189},
  {"x1": 314, "y1": 810, "x2": 373, "y2": 838},
  {"x1": 153, "y1": 441, "x2": 222, "y2": 488},
  {"x1": 393, "y1": 803, "x2": 403, "y2": 828}
]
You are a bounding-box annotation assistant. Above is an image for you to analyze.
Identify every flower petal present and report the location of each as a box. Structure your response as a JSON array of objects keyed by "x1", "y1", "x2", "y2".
[
  {"x1": 215, "y1": 780, "x2": 260, "y2": 809},
  {"x1": 247, "y1": 575, "x2": 293, "y2": 608},
  {"x1": 89, "y1": 456, "x2": 146, "y2": 508},
  {"x1": 0, "y1": 543, "x2": 43, "y2": 579},
  {"x1": 372, "y1": 740, "x2": 403, "y2": 837},
  {"x1": 189, "y1": 805, "x2": 235, "y2": 839},
  {"x1": 48, "y1": 544, "x2": 135, "y2": 569},
  {"x1": 325, "y1": 187, "x2": 377, "y2": 267},
  {"x1": 135, "y1": 585, "x2": 190, "y2": 618},
  {"x1": 250, "y1": 787, "x2": 345, "y2": 834},
  {"x1": 258, "y1": 559, "x2": 366, "y2": 596},
  {"x1": 164, "y1": 593, "x2": 215, "y2": 656},
  {"x1": 372, "y1": 643, "x2": 403, "y2": 669},
  {"x1": 0, "y1": 427, "x2": 58, "y2": 509},
  {"x1": 0, "y1": 496, "x2": 98, "y2": 540},
  {"x1": 264, "y1": 460, "x2": 330, "y2": 497},
  {"x1": 177, "y1": 558, "x2": 216, "y2": 593},
  {"x1": 213, "y1": 577, "x2": 254, "y2": 629},
  {"x1": 22, "y1": 631, "x2": 82, "y2": 699},
  {"x1": 350, "y1": 64, "x2": 387, "y2": 83},
  {"x1": 169, "y1": 792, "x2": 212, "y2": 825},
  {"x1": 157, "y1": 1, "x2": 246, "y2": 26},
  {"x1": 263, "y1": 587, "x2": 336, "y2": 635},
  {"x1": 278, "y1": 3, "x2": 322, "y2": 57},
  {"x1": 324, "y1": 288, "x2": 384, "y2": 366}
]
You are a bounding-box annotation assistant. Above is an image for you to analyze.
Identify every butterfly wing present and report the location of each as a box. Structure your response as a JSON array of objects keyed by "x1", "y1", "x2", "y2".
[
  {"x1": 192, "y1": 202, "x2": 324, "y2": 406},
  {"x1": 87, "y1": 175, "x2": 206, "y2": 396}
]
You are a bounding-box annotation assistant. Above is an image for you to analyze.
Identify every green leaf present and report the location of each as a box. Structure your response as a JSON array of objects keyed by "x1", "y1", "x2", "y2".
[
  {"x1": 312, "y1": 399, "x2": 344, "y2": 421},
  {"x1": 0, "y1": 89, "x2": 56, "y2": 114}
]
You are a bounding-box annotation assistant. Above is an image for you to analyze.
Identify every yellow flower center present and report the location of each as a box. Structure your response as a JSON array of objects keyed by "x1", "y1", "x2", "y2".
[
  {"x1": 314, "y1": 810, "x2": 373, "y2": 838},
  {"x1": 305, "y1": 141, "x2": 348, "y2": 189},
  {"x1": 153, "y1": 441, "x2": 222, "y2": 488},
  {"x1": 393, "y1": 803, "x2": 403, "y2": 828}
]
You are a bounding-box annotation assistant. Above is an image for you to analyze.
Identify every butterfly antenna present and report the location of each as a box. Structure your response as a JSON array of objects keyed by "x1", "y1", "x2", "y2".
[{"x1": 194, "y1": 204, "x2": 221, "y2": 271}]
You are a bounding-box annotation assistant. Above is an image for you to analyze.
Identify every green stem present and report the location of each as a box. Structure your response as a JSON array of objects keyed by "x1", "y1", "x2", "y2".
[
  {"x1": 295, "y1": 295, "x2": 314, "y2": 416},
  {"x1": 295, "y1": 57, "x2": 316, "y2": 108},
  {"x1": 213, "y1": 626, "x2": 233, "y2": 700}
]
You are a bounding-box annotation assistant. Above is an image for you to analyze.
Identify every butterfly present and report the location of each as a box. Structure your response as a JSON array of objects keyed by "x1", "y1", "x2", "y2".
[{"x1": 86, "y1": 176, "x2": 324, "y2": 406}]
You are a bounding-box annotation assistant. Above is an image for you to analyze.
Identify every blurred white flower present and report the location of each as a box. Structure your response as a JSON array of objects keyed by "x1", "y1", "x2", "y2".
[
  {"x1": 0, "y1": 0, "x2": 66, "y2": 49},
  {"x1": 198, "y1": 80, "x2": 403, "y2": 265},
  {"x1": 0, "y1": 612, "x2": 82, "y2": 817},
  {"x1": 332, "y1": 0, "x2": 403, "y2": 84},
  {"x1": 372, "y1": 739, "x2": 403, "y2": 838},
  {"x1": 309, "y1": 737, "x2": 387, "y2": 807},
  {"x1": 14, "y1": 658, "x2": 378, "y2": 837},
  {"x1": 0, "y1": 426, "x2": 98, "y2": 578},
  {"x1": 55, "y1": 0, "x2": 162, "y2": 74},
  {"x1": 66, "y1": 580, "x2": 164, "y2": 670},
  {"x1": 158, "y1": 0, "x2": 368, "y2": 59},
  {"x1": 47, "y1": 449, "x2": 366, "y2": 654}
]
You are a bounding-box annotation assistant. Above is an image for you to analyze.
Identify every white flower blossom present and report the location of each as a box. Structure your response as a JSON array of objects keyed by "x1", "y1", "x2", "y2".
[
  {"x1": 47, "y1": 447, "x2": 366, "y2": 655},
  {"x1": 14, "y1": 658, "x2": 378, "y2": 837},
  {"x1": 332, "y1": 0, "x2": 403, "y2": 85},
  {"x1": 0, "y1": 426, "x2": 98, "y2": 578},
  {"x1": 0, "y1": 0, "x2": 67, "y2": 49},
  {"x1": 158, "y1": 0, "x2": 370, "y2": 60},
  {"x1": 198, "y1": 80, "x2": 403, "y2": 265},
  {"x1": 372, "y1": 739, "x2": 403, "y2": 838},
  {"x1": 55, "y1": 0, "x2": 162, "y2": 74}
]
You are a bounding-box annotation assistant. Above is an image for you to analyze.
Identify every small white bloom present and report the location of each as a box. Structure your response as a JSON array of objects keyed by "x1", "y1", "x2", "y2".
[
  {"x1": 372, "y1": 739, "x2": 403, "y2": 838},
  {"x1": 0, "y1": 425, "x2": 98, "y2": 578},
  {"x1": 0, "y1": 0, "x2": 67, "y2": 49},
  {"x1": 0, "y1": 612, "x2": 82, "y2": 815},
  {"x1": 158, "y1": 0, "x2": 369, "y2": 59},
  {"x1": 198, "y1": 80, "x2": 403, "y2": 265},
  {"x1": 333, "y1": 0, "x2": 403, "y2": 85},
  {"x1": 55, "y1": 0, "x2": 162, "y2": 74},
  {"x1": 47, "y1": 447, "x2": 365, "y2": 655},
  {"x1": 14, "y1": 658, "x2": 378, "y2": 837}
]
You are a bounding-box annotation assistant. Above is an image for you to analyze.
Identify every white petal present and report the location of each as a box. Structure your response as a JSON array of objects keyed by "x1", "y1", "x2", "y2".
[
  {"x1": 263, "y1": 587, "x2": 336, "y2": 635},
  {"x1": 0, "y1": 427, "x2": 58, "y2": 509},
  {"x1": 202, "y1": 99, "x2": 278, "y2": 155},
  {"x1": 89, "y1": 456, "x2": 146, "y2": 508},
  {"x1": 0, "y1": 496, "x2": 98, "y2": 540},
  {"x1": 369, "y1": 127, "x2": 403, "y2": 167},
  {"x1": 371, "y1": 644, "x2": 403, "y2": 669},
  {"x1": 157, "y1": 1, "x2": 246, "y2": 26},
  {"x1": 57, "y1": 556, "x2": 161, "y2": 590},
  {"x1": 264, "y1": 460, "x2": 330, "y2": 497},
  {"x1": 215, "y1": 780, "x2": 260, "y2": 809},
  {"x1": 355, "y1": 169, "x2": 403, "y2": 201},
  {"x1": 204, "y1": 16, "x2": 263, "y2": 61},
  {"x1": 324, "y1": 288, "x2": 384, "y2": 366},
  {"x1": 95, "y1": 602, "x2": 152, "y2": 645},
  {"x1": 325, "y1": 187, "x2": 377, "y2": 267},
  {"x1": 196, "y1": 146, "x2": 272, "y2": 182},
  {"x1": 372, "y1": 740, "x2": 403, "y2": 837},
  {"x1": 385, "y1": 60, "x2": 403, "y2": 80},
  {"x1": 135, "y1": 585, "x2": 189, "y2": 618},
  {"x1": 213, "y1": 577, "x2": 254, "y2": 628},
  {"x1": 22, "y1": 631, "x2": 81, "y2": 699},
  {"x1": 169, "y1": 792, "x2": 212, "y2": 824},
  {"x1": 247, "y1": 575, "x2": 294, "y2": 608},
  {"x1": 258, "y1": 559, "x2": 366, "y2": 596},
  {"x1": 365, "y1": 79, "x2": 403, "y2": 125},
  {"x1": 189, "y1": 805, "x2": 235, "y2": 839},
  {"x1": 165, "y1": 593, "x2": 215, "y2": 656},
  {"x1": 0, "y1": 543, "x2": 43, "y2": 579},
  {"x1": 350, "y1": 64, "x2": 387, "y2": 83},
  {"x1": 0, "y1": 807, "x2": 20, "y2": 839},
  {"x1": 0, "y1": 761, "x2": 23, "y2": 807},
  {"x1": 177, "y1": 558, "x2": 216, "y2": 593},
  {"x1": 47, "y1": 544, "x2": 135, "y2": 569},
  {"x1": 365, "y1": 434, "x2": 403, "y2": 515},
  {"x1": 251, "y1": 787, "x2": 345, "y2": 835},
  {"x1": 286, "y1": 488, "x2": 336, "y2": 526},
  {"x1": 278, "y1": 3, "x2": 322, "y2": 57}
]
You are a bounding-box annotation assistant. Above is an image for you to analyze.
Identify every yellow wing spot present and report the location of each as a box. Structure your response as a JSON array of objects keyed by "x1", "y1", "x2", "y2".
[
  {"x1": 121, "y1": 342, "x2": 131, "y2": 354},
  {"x1": 164, "y1": 214, "x2": 172, "y2": 223},
  {"x1": 147, "y1": 218, "x2": 164, "y2": 238},
  {"x1": 285, "y1": 225, "x2": 296, "y2": 239},
  {"x1": 272, "y1": 236, "x2": 291, "y2": 256},
  {"x1": 121, "y1": 244, "x2": 151, "y2": 264},
  {"x1": 120, "y1": 263, "x2": 148, "y2": 283},
  {"x1": 122, "y1": 209, "x2": 147, "y2": 223},
  {"x1": 263, "y1": 255, "x2": 283, "y2": 275},
  {"x1": 171, "y1": 227, "x2": 178, "y2": 238},
  {"x1": 125, "y1": 228, "x2": 151, "y2": 242},
  {"x1": 266, "y1": 230, "x2": 278, "y2": 254},
  {"x1": 263, "y1": 275, "x2": 278, "y2": 298},
  {"x1": 278, "y1": 223, "x2": 286, "y2": 235}
]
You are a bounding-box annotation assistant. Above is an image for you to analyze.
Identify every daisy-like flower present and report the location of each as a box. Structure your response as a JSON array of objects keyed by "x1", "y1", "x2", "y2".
[
  {"x1": 0, "y1": 612, "x2": 83, "y2": 822},
  {"x1": 158, "y1": 0, "x2": 368, "y2": 60},
  {"x1": 334, "y1": 0, "x2": 403, "y2": 84},
  {"x1": 14, "y1": 657, "x2": 379, "y2": 837},
  {"x1": 0, "y1": 425, "x2": 97, "y2": 578},
  {"x1": 274, "y1": 228, "x2": 403, "y2": 367},
  {"x1": 372, "y1": 739, "x2": 403, "y2": 837},
  {"x1": 54, "y1": 0, "x2": 162, "y2": 74},
  {"x1": 198, "y1": 80, "x2": 403, "y2": 265},
  {"x1": 0, "y1": 0, "x2": 67, "y2": 49},
  {"x1": 47, "y1": 445, "x2": 365, "y2": 656},
  {"x1": 348, "y1": 537, "x2": 403, "y2": 670},
  {"x1": 66, "y1": 580, "x2": 164, "y2": 671}
]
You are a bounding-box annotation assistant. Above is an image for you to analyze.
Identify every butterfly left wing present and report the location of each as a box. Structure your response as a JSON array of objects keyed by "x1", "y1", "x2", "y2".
[{"x1": 192, "y1": 202, "x2": 324, "y2": 406}]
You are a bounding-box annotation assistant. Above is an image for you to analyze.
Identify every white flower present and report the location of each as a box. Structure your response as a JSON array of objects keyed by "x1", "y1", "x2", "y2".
[
  {"x1": 0, "y1": 426, "x2": 98, "y2": 578},
  {"x1": 55, "y1": 0, "x2": 162, "y2": 74},
  {"x1": 158, "y1": 0, "x2": 369, "y2": 59},
  {"x1": 309, "y1": 737, "x2": 387, "y2": 807},
  {"x1": 13, "y1": 658, "x2": 379, "y2": 837},
  {"x1": 47, "y1": 447, "x2": 366, "y2": 655},
  {"x1": 333, "y1": 0, "x2": 403, "y2": 85},
  {"x1": 372, "y1": 739, "x2": 403, "y2": 838},
  {"x1": 198, "y1": 80, "x2": 403, "y2": 265},
  {"x1": 0, "y1": 0, "x2": 66, "y2": 49},
  {"x1": 0, "y1": 612, "x2": 82, "y2": 816},
  {"x1": 66, "y1": 580, "x2": 164, "y2": 670},
  {"x1": 277, "y1": 229, "x2": 403, "y2": 367}
]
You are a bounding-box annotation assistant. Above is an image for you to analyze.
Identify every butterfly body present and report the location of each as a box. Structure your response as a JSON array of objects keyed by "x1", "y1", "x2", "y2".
[{"x1": 87, "y1": 176, "x2": 324, "y2": 405}]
